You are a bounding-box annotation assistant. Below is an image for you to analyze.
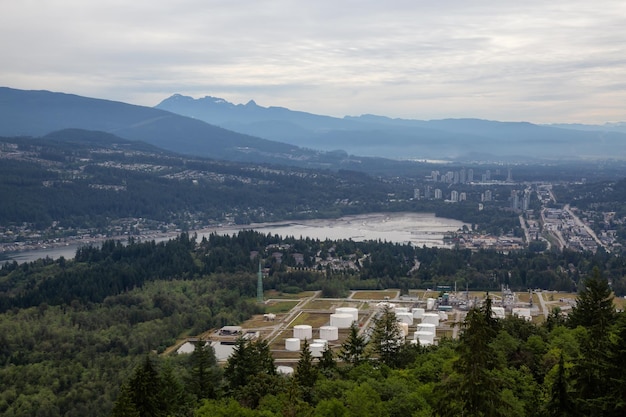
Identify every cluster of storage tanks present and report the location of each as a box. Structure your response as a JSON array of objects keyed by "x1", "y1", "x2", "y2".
[
  {"x1": 285, "y1": 301, "x2": 447, "y2": 355},
  {"x1": 285, "y1": 307, "x2": 360, "y2": 356}
]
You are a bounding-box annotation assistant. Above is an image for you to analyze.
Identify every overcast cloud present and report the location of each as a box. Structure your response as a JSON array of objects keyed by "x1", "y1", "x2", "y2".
[{"x1": 2, "y1": 0, "x2": 626, "y2": 123}]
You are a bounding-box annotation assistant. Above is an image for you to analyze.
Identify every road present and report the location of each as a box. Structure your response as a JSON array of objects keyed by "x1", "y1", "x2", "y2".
[
  {"x1": 519, "y1": 215, "x2": 530, "y2": 244},
  {"x1": 535, "y1": 291, "x2": 549, "y2": 319},
  {"x1": 265, "y1": 291, "x2": 320, "y2": 344},
  {"x1": 563, "y1": 204, "x2": 609, "y2": 253}
]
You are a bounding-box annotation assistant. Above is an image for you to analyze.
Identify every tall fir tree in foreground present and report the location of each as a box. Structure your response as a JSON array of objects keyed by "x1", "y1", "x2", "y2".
[
  {"x1": 569, "y1": 267, "x2": 618, "y2": 417},
  {"x1": 338, "y1": 323, "x2": 369, "y2": 367},
  {"x1": 369, "y1": 304, "x2": 404, "y2": 368}
]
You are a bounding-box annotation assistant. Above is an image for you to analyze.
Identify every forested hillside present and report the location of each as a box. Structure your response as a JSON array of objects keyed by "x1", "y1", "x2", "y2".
[{"x1": 1, "y1": 232, "x2": 626, "y2": 416}]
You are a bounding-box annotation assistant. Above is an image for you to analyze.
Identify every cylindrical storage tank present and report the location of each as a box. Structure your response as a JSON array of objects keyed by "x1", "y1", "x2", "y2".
[
  {"x1": 417, "y1": 338, "x2": 434, "y2": 346},
  {"x1": 276, "y1": 366, "x2": 294, "y2": 375},
  {"x1": 319, "y1": 325, "x2": 339, "y2": 341},
  {"x1": 422, "y1": 313, "x2": 440, "y2": 326},
  {"x1": 417, "y1": 322, "x2": 437, "y2": 334},
  {"x1": 335, "y1": 307, "x2": 359, "y2": 322},
  {"x1": 412, "y1": 307, "x2": 425, "y2": 320},
  {"x1": 313, "y1": 339, "x2": 328, "y2": 348},
  {"x1": 399, "y1": 322, "x2": 409, "y2": 337},
  {"x1": 285, "y1": 338, "x2": 301, "y2": 351},
  {"x1": 293, "y1": 324, "x2": 313, "y2": 340},
  {"x1": 426, "y1": 297, "x2": 436, "y2": 311},
  {"x1": 395, "y1": 307, "x2": 409, "y2": 314},
  {"x1": 396, "y1": 311, "x2": 414, "y2": 325},
  {"x1": 309, "y1": 342, "x2": 324, "y2": 358},
  {"x1": 330, "y1": 313, "x2": 354, "y2": 329},
  {"x1": 415, "y1": 330, "x2": 435, "y2": 344}
]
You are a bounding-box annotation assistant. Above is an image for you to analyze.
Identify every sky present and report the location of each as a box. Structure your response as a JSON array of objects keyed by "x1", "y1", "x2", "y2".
[{"x1": 2, "y1": 0, "x2": 626, "y2": 124}]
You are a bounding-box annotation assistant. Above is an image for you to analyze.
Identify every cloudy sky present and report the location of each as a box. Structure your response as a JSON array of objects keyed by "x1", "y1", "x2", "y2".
[{"x1": 2, "y1": 0, "x2": 626, "y2": 123}]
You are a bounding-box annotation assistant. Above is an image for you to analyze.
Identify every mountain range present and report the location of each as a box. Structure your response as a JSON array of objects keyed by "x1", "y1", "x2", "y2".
[
  {"x1": 2, "y1": 86, "x2": 626, "y2": 165},
  {"x1": 0, "y1": 87, "x2": 337, "y2": 168},
  {"x1": 156, "y1": 93, "x2": 626, "y2": 161}
]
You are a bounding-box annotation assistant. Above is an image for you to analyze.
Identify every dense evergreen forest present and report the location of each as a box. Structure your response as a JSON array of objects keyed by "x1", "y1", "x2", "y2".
[{"x1": 1, "y1": 232, "x2": 626, "y2": 416}]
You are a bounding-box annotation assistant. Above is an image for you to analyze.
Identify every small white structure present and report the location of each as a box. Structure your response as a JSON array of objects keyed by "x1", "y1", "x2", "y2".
[
  {"x1": 376, "y1": 301, "x2": 396, "y2": 310},
  {"x1": 426, "y1": 298, "x2": 436, "y2": 310},
  {"x1": 285, "y1": 338, "x2": 301, "y2": 351},
  {"x1": 330, "y1": 313, "x2": 354, "y2": 329},
  {"x1": 277, "y1": 366, "x2": 294, "y2": 375},
  {"x1": 412, "y1": 307, "x2": 425, "y2": 320},
  {"x1": 336, "y1": 307, "x2": 359, "y2": 322},
  {"x1": 309, "y1": 342, "x2": 325, "y2": 357},
  {"x1": 396, "y1": 311, "x2": 414, "y2": 325},
  {"x1": 421, "y1": 312, "x2": 440, "y2": 326},
  {"x1": 176, "y1": 342, "x2": 196, "y2": 354},
  {"x1": 512, "y1": 308, "x2": 532, "y2": 321},
  {"x1": 293, "y1": 324, "x2": 313, "y2": 340},
  {"x1": 438, "y1": 311, "x2": 448, "y2": 321},
  {"x1": 395, "y1": 307, "x2": 409, "y2": 314},
  {"x1": 492, "y1": 307, "x2": 506, "y2": 319},
  {"x1": 319, "y1": 326, "x2": 339, "y2": 341}
]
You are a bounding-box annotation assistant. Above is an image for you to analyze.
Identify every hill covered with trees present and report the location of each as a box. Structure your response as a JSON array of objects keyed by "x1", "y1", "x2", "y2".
[{"x1": 2, "y1": 232, "x2": 626, "y2": 415}]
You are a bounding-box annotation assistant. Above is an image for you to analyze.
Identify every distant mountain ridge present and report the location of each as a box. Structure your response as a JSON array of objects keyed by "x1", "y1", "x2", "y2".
[
  {"x1": 156, "y1": 94, "x2": 626, "y2": 161},
  {"x1": 0, "y1": 87, "x2": 343, "y2": 167}
]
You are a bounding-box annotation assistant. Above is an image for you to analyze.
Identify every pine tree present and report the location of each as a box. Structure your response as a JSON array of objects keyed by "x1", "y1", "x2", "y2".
[
  {"x1": 338, "y1": 323, "x2": 368, "y2": 367},
  {"x1": 369, "y1": 304, "x2": 404, "y2": 368},
  {"x1": 317, "y1": 344, "x2": 336, "y2": 378},
  {"x1": 604, "y1": 311, "x2": 626, "y2": 417},
  {"x1": 224, "y1": 338, "x2": 276, "y2": 393},
  {"x1": 128, "y1": 355, "x2": 165, "y2": 417},
  {"x1": 569, "y1": 268, "x2": 617, "y2": 416},
  {"x1": 544, "y1": 352, "x2": 575, "y2": 417},
  {"x1": 436, "y1": 296, "x2": 506, "y2": 417},
  {"x1": 110, "y1": 383, "x2": 140, "y2": 417},
  {"x1": 295, "y1": 339, "x2": 318, "y2": 403},
  {"x1": 187, "y1": 340, "x2": 221, "y2": 401},
  {"x1": 160, "y1": 361, "x2": 190, "y2": 417},
  {"x1": 569, "y1": 267, "x2": 616, "y2": 332}
]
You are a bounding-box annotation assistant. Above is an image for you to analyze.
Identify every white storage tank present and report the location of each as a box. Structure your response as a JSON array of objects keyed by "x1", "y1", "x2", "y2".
[
  {"x1": 313, "y1": 339, "x2": 328, "y2": 348},
  {"x1": 399, "y1": 322, "x2": 409, "y2": 337},
  {"x1": 285, "y1": 338, "x2": 301, "y2": 351},
  {"x1": 395, "y1": 307, "x2": 409, "y2": 314},
  {"x1": 277, "y1": 366, "x2": 294, "y2": 375},
  {"x1": 415, "y1": 330, "x2": 435, "y2": 344},
  {"x1": 426, "y1": 297, "x2": 436, "y2": 310},
  {"x1": 417, "y1": 322, "x2": 437, "y2": 334},
  {"x1": 438, "y1": 311, "x2": 448, "y2": 321},
  {"x1": 293, "y1": 324, "x2": 313, "y2": 340},
  {"x1": 309, "y1": 342, "x2": 325, "y2": 358},
  {"x1": 330, "y1": 313, "x2": 354, "y2": 329},
  {"x1": 422, "y1": 312, "x2": 440, "y2": 326},
  {"x1": 335, "y1": 307, "x2": 359, "y2": 322},
  {"x1": 319, "y1": 325, "x2": 339, "y2": 341},
  {"x1": 396, "y1": 311, "x2": 414, "y2": 325},
  {"x1": 412, "y1": 307, "x2": 425, "y2": 320}
]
